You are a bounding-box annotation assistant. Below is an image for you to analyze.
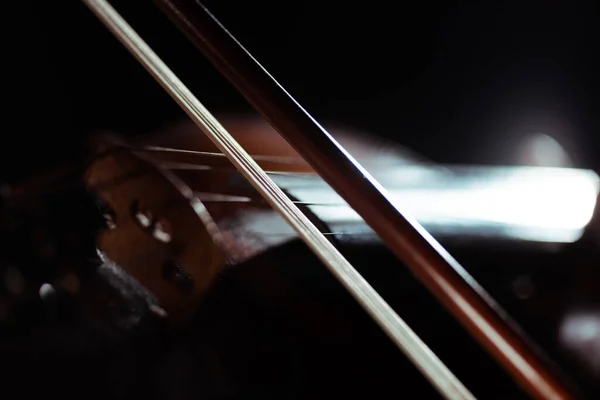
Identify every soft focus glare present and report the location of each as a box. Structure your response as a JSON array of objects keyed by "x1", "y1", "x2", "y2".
[
  {"x1": 517, "y1": 133, "x2": 573, "y2": 167},
  {"x1": 4, "y1": 267, "x2": 25, "y2": 295},
  {"x1": 559, "y1": 310, "x2": 600, "y2": 377},
  {"x1": 399, "y1": 169, "x2": 596, "y2": 231},
  {"x1": 282, "y1": 166, "x2": 600, "y2": 243},
  {"x1": 39, "y1": 283, "x2": 55, "y2": 300}
]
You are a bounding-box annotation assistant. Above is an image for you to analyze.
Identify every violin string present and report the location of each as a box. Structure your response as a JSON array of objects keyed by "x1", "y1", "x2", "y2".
[
  {"x1": 10, "y1": 146, "x2": 318, "y2": 201},
  {"x1": 139, "y1": 145, "x2": 307, "y2": 165},
  {"x1": 153, "y1": 160, "x2": 319, "y2": 178},
  {"x1": 136, "y1": 146, "x2": 322, "y2": 177},
  {"x1": 12, "y1": 142, "x2": 317, "y2": 199},
  {"x1": 9, "y1": 148, "x2": 352, "y2": 240},
  {"x1": 158, "y1": 161, "x2": 212, "y2": 171},
  {"x1": 81, "y1": 2, "x2": 476, "y2": 399},
  {"x1": 195, "y1": 191, "x2": 345, "y2": 206}
]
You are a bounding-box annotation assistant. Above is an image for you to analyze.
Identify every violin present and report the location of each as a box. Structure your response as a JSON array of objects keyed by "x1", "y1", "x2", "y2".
[{"x1": 1, "y1": 1, "x2": 599, "y2": 399}]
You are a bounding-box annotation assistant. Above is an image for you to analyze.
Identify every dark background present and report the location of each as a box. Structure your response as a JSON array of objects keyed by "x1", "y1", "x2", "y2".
[
  {"x1": 1, "y1": 2, "x2": 599, "y2": 398},
  {"x1": 3, "y1": 0, "x2": 599, "y2": 182}
]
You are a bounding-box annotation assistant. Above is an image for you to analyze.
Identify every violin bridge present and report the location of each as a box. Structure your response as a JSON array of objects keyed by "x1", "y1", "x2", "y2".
[{"x1": 84, "y1": 138, "x2": 227, "y2": 324}]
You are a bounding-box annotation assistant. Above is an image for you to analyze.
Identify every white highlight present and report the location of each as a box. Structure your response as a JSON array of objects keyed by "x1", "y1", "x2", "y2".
[
  {"x1": 38, "y1": 283, "x2": 55, "y2": 300},
  {"x1": 283, "y1": 166, "x2": 600, "y2": 243}
]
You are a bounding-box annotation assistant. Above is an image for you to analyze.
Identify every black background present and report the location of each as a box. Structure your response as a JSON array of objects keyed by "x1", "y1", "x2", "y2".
[
  {"x1": 3, "y1": 0, "x2": 599, "y2": 180},
  {"x1": 1, "y1": 2, "x2": 599, "y2": 397}
]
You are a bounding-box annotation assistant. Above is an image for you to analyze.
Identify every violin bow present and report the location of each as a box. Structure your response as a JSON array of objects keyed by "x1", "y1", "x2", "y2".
[{"x1": 82, "y1": 1, "x2": 575, "y2": 399}]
